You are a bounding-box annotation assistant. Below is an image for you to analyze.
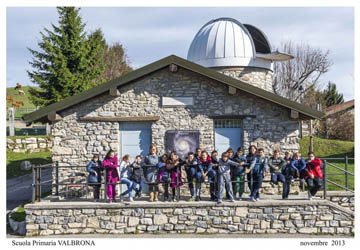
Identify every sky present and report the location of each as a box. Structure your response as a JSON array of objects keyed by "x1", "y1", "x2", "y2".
[{"x1": 6, "y1": 7, "x2": 355, "y2": 101}]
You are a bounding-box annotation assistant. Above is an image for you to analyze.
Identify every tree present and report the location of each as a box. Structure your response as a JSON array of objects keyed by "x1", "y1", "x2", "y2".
[
  {"x1": 101, "y1": 43, "x2": 132, "y2": 82},
  {"x1": 323, "y1": 81, "x2": 344, "y2": 108},
  {"x1": 27, "y1": 7, "x2": 107, "y2": 107},
  {"x1": 300, "y1": 85, "x2": 326, "y2": 110},
  {"x1": 272, "y1": 41, "x2": 333, "y2": 102}
]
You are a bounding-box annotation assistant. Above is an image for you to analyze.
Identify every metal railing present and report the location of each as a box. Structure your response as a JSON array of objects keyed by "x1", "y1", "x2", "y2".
[
  {"x1": 31, "y1": 161, "x2": 333, "y2": 203},
  {"x1": 320, "y1": 157, "x2": 354, "y2": 194}
]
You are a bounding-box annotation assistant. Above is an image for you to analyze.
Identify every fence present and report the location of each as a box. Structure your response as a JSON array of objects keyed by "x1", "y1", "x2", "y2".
[
  {"x1": 7, "y1": 107, "x2": 49, "y2": 136},
  {"x1": 31, "y1": 161, "x2": 335, "y2": 203},
  {"x1": 320, "y1": 157, "x2": 354, "y2": 193}
]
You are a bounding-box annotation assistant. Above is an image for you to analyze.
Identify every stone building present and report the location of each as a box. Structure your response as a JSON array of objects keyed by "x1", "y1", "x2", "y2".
[{"x1": 23, "y1": 18, "x2": 324, "y2": 188}]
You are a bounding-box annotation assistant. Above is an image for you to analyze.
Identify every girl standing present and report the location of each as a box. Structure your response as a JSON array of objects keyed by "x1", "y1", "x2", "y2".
[
  {"x1": 166, "y1": 151, "x2": 183, "y2": 202},
  {"x1": 102, "y1": 150, "x2": 119, "y2": 203}
]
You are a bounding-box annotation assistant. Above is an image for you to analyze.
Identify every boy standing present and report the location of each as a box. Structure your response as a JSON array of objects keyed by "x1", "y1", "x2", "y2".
[
  {"x1": 217, "y1": 152, "x2": 242, "y2": 204},
  {"x1": 249, "y1": 148, "x2": 269, "y2": 201},
  {"x1": 131, "y1": 155, "x2": 145, "y2": 198},
  {"x1": 231, "y1": 147, "x2": 247, "y2": 200},
  {"x1": 281, "y1": 152, "x2": 293, "y2": 200}
]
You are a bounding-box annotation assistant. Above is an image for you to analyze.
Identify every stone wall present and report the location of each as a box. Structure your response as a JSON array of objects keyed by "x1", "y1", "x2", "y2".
[
  {"x1": 215, "y1": 67, "x2": 274, "y2": 93},
  {"x1": 51, "y1": 66, "x2": 301, "y2": 186},
  {"x1": 6, "y1": 137, "x2": 52, "y2": 153},
  {"x1": 24, "y1": 200, "x2": 354, "y2": 236}
]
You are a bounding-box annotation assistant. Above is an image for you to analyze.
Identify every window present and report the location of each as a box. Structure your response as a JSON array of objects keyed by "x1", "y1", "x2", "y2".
[{"x1": 214, "y1": 119, "x2": 242, "y2": 128}]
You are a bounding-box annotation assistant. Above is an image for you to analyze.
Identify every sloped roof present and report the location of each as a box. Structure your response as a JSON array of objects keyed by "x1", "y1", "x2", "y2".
[
  {"x1": 22, "y1": 55, "x2": 325, "y2": 124},
  {"x1": 323, "y1": 100, "x2": 354, "y2": 117}
]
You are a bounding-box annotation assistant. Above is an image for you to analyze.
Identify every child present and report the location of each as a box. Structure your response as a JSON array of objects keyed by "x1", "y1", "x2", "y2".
[
  {"x1": 249, "y1": 148, "x2": 269, "y2": 201},
  {"x1": 144, "y1": 144, "x2": 160, "y2": 202},
  {"x1": 183, "y1": 152, "x2": 198, "y2": 201},
  {"x1": 268, "y1": 149, "x2": 286, "y2": 185},
  {"x1": 305, "y1": 152, "x2": 323, "y2": 200},
  {"x1": 290, "y1": 152, "x2": 307, "y2": 190},
  {"x1": 217, "y1": 152, "x2": 242, "y2": 204},
  {"x1": 225, "y1": 148, "x2": 235, "y2": 199},
  {"x1": 119, "y1": 155, "x2": 134, "y2": 202},
  {"x1": 158, "y1": 154, "x2": 169, "y2": 201},
  {"x1": 210, "y1": 151, "x2": 219, "y2": 201},
  {"x1": 196, "y1": 151, "x2": 213, "y2": 201},
  {"x1": 195, "y1": 148, "x2": 202, "y2": 161},
  {"x1": 281, "y1": 151, "x2": 293, "y2": 200},
  {"x1": 131, "y1": 155, "x2": 145, "y2": 199},
  {"x1": 86, "y1": 154, "x2": 103, "y2": 201},
  {"x1": 231, "y1": 147, "x2": 247, "y2": 200},
  {"x1": 102, "y1": 150, "x2": 119, "y2": 203},
  {"x1": 166, "y1": 151, "x2": 183, "y2": 202}
]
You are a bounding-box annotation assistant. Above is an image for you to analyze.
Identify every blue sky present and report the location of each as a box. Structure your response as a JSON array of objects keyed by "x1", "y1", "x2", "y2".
[{"x1": 6, "y1": 7, "x2": 354, "y2": 101}]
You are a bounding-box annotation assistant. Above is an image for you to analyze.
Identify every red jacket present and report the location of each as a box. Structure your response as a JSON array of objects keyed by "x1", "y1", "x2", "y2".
[{"x1": 305, "y1": 158, "x2": 323, "y2": 179}]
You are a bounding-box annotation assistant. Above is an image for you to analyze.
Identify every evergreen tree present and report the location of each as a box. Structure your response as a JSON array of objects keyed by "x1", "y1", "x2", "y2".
[
  {"x1": 27, "y1": 7, "x2": 107, "y2": 107},
  {"x1": 323, "y1": 81, "x2": 344, "y2": 108}
]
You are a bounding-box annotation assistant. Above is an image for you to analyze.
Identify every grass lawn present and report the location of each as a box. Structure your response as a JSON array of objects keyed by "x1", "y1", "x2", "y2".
[
  {"x1": 300, "y1": 136, "x2": 354, "y2": 191},
  {"x1": 6, "y1": 151, "x2": 52, "y2": 179}
]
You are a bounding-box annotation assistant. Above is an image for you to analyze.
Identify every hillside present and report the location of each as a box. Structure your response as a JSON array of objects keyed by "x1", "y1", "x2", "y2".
[
  {"x1": 6, "y1": 86, "x2": 37, "y2": 109},
  {"x1": 300, "y1": 136, "x2": 354, "y2": 158},
  {"x1": 6, "y1": 86, "x2": 40, "y2": 118}
]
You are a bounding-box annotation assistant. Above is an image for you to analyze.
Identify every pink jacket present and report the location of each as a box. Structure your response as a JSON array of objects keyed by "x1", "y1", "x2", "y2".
[{"x1": 102, "y1": 155, "x2": 119, "y2": 181}]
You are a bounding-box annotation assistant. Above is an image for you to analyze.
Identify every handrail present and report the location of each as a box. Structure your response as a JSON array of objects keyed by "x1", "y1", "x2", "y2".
[
  {"x1": 326, "y1": 162, "x2": 354, "y2": 176},
  {"x1": 326, "y1": 179, "x2": 354, "y2": 193}
]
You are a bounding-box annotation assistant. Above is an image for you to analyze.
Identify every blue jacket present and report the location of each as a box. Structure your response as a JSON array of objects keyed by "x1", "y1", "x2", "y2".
[
  {"x1": 86, "y1": 160, "x2": 103, "y2": 183},
  {"x1": 252, "y1": 156, "x2": 269, "y2": 175},
  {"x1": 290, "y1": 157, "x2": 306, "y2": 172},
  {"x1": 232, "y1": 154, "x2": 247, "y2": 176}
]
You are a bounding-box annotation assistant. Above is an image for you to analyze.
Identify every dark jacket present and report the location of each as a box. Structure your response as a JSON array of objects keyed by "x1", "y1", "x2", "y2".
[
  {"x1": 246, "y1": 153, "x2": 257, "y2": 171},
  {"x1": 198, "y1": 158, "x2": 213, "y2": 174},
  {"x1": 268, "y1": 156, "x2": 287, "y2": 174},
  {"x1": 86, "y1": 159, "x2": 103, "y2": 183},
  {"x1": 131, "y1": 162, "x2": 145, "y2": 183},
  {"x1": 184, "y1": 158, "x2": 198, "y2": 173},
  {"x1": 232, "y1": 154, "x2": 247, "y2": 176},
  {"x1": 144, "y1": 154, "x2": 160, "y2": 183}
]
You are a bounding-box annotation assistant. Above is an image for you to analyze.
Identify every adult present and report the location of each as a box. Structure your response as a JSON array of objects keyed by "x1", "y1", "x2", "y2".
[
  {"x1": 305, "y1": 152, "x2": 323, "y2": 200},
  {"x1": 86, "y1": 154, "x2": 103, "y2": 201},
  {"x1": 102, "y1": 150, "x2": 119, "y2": 203},
  {"x1": 144, "y1": 144, "x2": 160, "y2": 202},
  {"x1": 246, "y1": 145, "x2": 257, "y2": 192}
]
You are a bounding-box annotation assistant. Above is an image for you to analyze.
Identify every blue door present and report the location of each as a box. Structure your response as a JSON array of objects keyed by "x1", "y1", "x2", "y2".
[
  {"x1": 120, "y1": 122, "x2": 151, "y2": 160},
  {"x1": 214, "y1": 120, "x2": 242, "y2": 154},
  {"x1": 120, "y1": 122, "x2": 152, "y2": 195}
]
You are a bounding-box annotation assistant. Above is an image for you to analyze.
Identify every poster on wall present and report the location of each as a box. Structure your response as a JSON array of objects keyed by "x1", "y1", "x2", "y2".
[{"x1": 165, "y1": 130, "x2": 200, "y2": 160}]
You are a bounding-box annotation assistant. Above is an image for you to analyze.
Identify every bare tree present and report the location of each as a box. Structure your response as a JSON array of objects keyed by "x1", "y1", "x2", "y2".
[{"x1": 272, "y1": 40, "x2": 333, "y2": 102}]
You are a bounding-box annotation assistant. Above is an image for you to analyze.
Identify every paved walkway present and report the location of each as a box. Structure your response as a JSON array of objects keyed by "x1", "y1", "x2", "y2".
[{"x1": 6, "y1": 168, "x2": 52, "y2": 210}]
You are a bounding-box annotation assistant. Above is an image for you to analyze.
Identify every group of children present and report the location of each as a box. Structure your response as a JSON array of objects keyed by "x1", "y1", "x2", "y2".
[{"x1": 86, "y1": 143, "x2": 323, "y2": 203}]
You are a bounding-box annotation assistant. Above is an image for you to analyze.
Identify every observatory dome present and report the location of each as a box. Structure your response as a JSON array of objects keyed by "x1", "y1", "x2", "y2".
[{"x1": 187, "y1": 17, "x2": 290, "y2": 70}]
